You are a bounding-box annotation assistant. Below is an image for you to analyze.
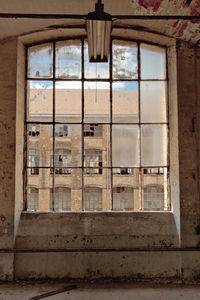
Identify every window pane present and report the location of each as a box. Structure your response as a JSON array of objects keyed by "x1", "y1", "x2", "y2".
[
  {"x1": 112, "y1": 40, "x2": 138, "y2": 79},
  {"x1": 56, "y1": 40, "x2": 81, "y2": 79},
  {"x1": 141, "y1": 81, "x2": 167, "y2": 123},
  {"x1": 112, "y1": 168, "x2": 139, "y2": 210},
  {"x1": 27, "y1": 168, "x2": 53, "y2": 211},
  {"x1": 27, "y1": 81, "x2": 53, "y2": 122},
  {"x1": 113, "y1": 187, "x2": 134, "y2": 211},
  {"x1": 84, "y1": 82, "x2": 110, "y2": 123},
  {"x1": 27, "y1": 125, "x2": 53, "y2": 168},
  {"x1": 28, "y1": 43, "x2": 53, "y2": 79},
  {"x1": 142, "y1": 167, "x2": 169, "y2": 211},
  {"x1": 113, "y1": 81, "x2": 139, "y2": 123},
  {"x1": 84, "y1": 187, "x2": 102, "y2": 211},
  {"x1": 140, "y1": 43, "x2": 166, "y2": 80},
  {"x1": 84, "y1": 124, "x2": 110, "y2": 167},
  {"x1": 51, "y1": 186, "x2": 71, "y2": 211},
  {"x1": 141, "y1": 124, "x2": 168, "y2": 167},
  {"x1": 84, "y1": 41, "x2": 109, "y2": 79},
  {"x1": 55, "y1": 81, "x2": 81, "y2": 123},
  {"x1": 112, "y1": 125, "x2": 140, "y2": 167},
  {"x1": 27, "y1": 188, "x2": 39, "y2": 211},
  {"x1": 55, "y1": 124, "x2": 82, "y2": 167},
  {"x1": 84, "y1": 169, "x2": 111, "y2": 210}
]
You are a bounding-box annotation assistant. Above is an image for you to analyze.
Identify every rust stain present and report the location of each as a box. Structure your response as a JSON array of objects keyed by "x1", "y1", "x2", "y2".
[{"x1": 138, "y1": 0, "x2": 164, "y2": 12}]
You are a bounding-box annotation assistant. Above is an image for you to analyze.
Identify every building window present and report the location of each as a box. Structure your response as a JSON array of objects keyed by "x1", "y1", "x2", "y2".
[
  {"x1": 113, "y1": 187, "x2": 134, "y2": 211},
  {"x1": 27, "y1": 149, "x2": 40, "y2": 175},
  {"x1": 84, "y1": 124, "x2": 102, "y2": 137},
  {"x1": 25, "y1": 38, "x2": 169, "y2": 211},
  {"x1": 27, "y1": 188, "x2": 39, "y2": 211},
  {"x1": 84, "y1": 187, "x2": 102, "y2": 211},
  {"x1": 143, "y1": 185, "x2": 165, "y2": 211},
  {"x1": 50, "y1": 187, "x2": 71, "y2": 211},
  {"x1": 84, "y1": 150, "x2": 102, "y2": 175}
]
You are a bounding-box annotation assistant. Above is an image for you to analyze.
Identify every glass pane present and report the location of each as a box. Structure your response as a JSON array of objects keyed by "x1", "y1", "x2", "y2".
[
  {"x1": 142, "y1": 167, "x2": 169, "y2": 211},
  {"x1": 84, "y1": 41, "x2": 109, "y2": 79},
  {"x1": 53, "y1": 176, "x2": 73, "y2": 211},
  {"x1": 84, "y1": 124, "x2": 110, "y2": 167},
  {"x1": 56, "y1": 40, "x2": 81, "y2": 79},
  {"x1": 112, "y1": 40, "x2": 138, "y2": 79},
  {"x1": 55, "y1": 124, "x2": 82, "y2": 167},
  {"x1": 141, "y1": 43, "x2": 166, "y2": 80},
  {"x1": 27, "y1": 81, "x2": 53, "y2": 122},
  {"x1": 113, "y1": 81, "x2": 139, "y2": 123},
  {"x1": 141, "y1": 81, "x2": 167, "y2": 123},
  {"x1": 27, "y1": 168, "x2": 53, "y2": 211},
  {"x1": 84, "y1": 168, "x2": 111, "y2": 210},
  {"x1": 112, "y1": 168, "x2": 139, "y2": 211},
  {"x1": 27, "y1": 124, "x2": 53, "y2": 167},
  {"x1": 84, "y1": 82, "x2": 110, "y2": 123},
  {"x1": 28, "y1": 43, "x2": 53, "y2": 79},
  {"x1": 55, "y1": 81, "x2": 81, "y2": 123},
  {"x1": 112, "y1": 125, "x2": 140, "y2": 167},
  {"x1": 141, "y1": 124, "x2": 168, "y2": 167}
]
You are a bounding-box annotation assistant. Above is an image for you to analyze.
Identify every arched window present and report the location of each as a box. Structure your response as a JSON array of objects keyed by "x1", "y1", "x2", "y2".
[
  {"x1": 143, "y1": 185, "x2": 164, "y2": 211},
  {"x1": 25, "y1": 38, "x2": 169, "y2": 212},
  {"x1": 50, "y1": 187, "x2": 71, "y2": 211}
]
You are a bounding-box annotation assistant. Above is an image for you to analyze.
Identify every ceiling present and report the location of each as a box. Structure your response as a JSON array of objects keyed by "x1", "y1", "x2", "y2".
[{"x1": 0, "y1": 0, "x2": 199, "y2": 44}]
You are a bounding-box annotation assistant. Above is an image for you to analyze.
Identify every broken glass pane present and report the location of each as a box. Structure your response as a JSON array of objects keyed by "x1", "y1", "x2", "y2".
[
  {"x1": 84, "y1": 41, "x2": 109, "y2": 79},
  {"x1": 112, "y1": 40, "x2": 138, "y2": 79},
  {"x1": 112, "y1": 125, "x2": 140, "y2": 167},
  {"x1": 84, "y1": 124, "x2": 110, "y2": 167},
  {"x1": 141, "y1": 81, "x2": 167, "y2": 123},
  {"x1": 28, "y1": 43, "x2": 53, "y2": 78},
  {"x1": 113, "y1": 81, "x2": 139, "y2": 123},
  {"x1": 141, "y1": 124, "x2": 168, "y2": 167},
  {"x1": 55, "y1": 124, "x2": 82, "y2": 167},
  {"x1": 55, "y1": 81, "x2": 81, "y2": 123},
  {"x1": 56, "y1": 40, "x2": 81, "y2": 79},
  {"x1": 140, "y1": 43, "x2": 166, "y2": 80},
  {"x1": 27, "y1": 81, "x2": 53, "y2": 122},
  {"x1": 84, "y1": 82, "x2": 110, "y2": 123}
]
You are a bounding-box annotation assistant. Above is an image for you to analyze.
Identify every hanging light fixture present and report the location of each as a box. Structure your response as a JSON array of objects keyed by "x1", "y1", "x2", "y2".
[{"x1": 86, "y1": 0, "x2": 112, "y2": 63}]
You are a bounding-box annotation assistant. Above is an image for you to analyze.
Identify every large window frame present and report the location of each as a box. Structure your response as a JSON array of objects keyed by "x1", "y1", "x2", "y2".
[{"x1": 25, "y1": 36, "x2": 170, "y2": 212}]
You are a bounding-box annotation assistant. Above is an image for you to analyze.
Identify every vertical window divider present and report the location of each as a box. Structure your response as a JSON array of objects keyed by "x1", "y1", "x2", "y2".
[
  {"x1": 138, "y1": 42, "x2": 142, "y2": 211},
  {"x1": 52, "y1": 41, "x2": 56, "y2": 212},
  {"x1": 110, "y1": 38, "x2": 113, "y2": 211},
  {"x1": 24, "y1": 46, "x2": 28, "y2": 211},
  {"x1": 82, "y1": 38, "x2": 85, "y2": 211}
]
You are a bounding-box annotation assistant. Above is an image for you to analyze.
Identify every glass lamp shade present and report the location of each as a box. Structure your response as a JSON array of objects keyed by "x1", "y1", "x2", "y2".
[{"x1": 86, "y1": 1, "x2": 112, "y2": 63}]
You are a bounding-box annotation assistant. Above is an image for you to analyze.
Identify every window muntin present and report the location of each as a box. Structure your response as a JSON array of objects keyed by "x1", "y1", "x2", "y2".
[{"x1": 25, "y1": 38, "x2": 169, "y2": 212}]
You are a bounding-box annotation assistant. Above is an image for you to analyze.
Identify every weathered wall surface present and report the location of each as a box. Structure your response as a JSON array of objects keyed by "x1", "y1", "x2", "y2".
[
  {"x1": 0, "y1": 38, "x2": 18, "y2": 280},
  {"x1": 177, "y1": 40, "x2": 200, "y2": 248},
  {"x1": 1, "y1": 36, "x2": 200, "y2": 281}
]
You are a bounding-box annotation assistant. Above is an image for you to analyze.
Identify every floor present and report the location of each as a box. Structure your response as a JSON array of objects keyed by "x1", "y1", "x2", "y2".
[{"x1": 0, "y1": 281, "x2": 200, "y2": 300}]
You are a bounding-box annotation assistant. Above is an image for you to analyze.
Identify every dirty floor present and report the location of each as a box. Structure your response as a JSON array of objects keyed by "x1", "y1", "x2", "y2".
[{"x1": 0, "y1": 281, "x2": 200, "y2": 299}]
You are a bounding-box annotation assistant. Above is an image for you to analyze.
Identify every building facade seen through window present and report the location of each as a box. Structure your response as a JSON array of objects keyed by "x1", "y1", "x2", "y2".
[{"x1": 25, "y1": 38, "x2": 169, "y2": 211}]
